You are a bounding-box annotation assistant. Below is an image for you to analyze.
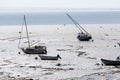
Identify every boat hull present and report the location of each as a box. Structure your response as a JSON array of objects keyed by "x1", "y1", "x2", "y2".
[
  {"x1": 39, "y1": 55, "x2": 60, "y2": 60},
  {"x1": 21, "y1": 47, "x2": 47, "y2": 54},
  {"x1": 77, "y1": 34, "x2": 92, "y2": 41},
  {"x1": 101, "y1": 58, "x2": 120, "y2": 66}
]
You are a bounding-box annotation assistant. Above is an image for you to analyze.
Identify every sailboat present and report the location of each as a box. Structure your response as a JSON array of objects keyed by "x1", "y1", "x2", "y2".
[
  {"x1": 18, "y1": 15, "x2": 47, "y2": 54},
  {"x1": 66, "y1": 13, "x2": 92, "y2": 41}
]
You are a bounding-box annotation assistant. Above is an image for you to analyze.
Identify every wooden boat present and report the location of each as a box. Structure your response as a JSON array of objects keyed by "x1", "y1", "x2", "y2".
[
  {"x1": 101, "y1": 58, "x2": 120, "y2": 66},
  {"x1": 77, "y1": 33, "x2": 92, "y2": 41},
  {"x1": 21, "y1": 46, "x2": 47, "y2": 54},
  {"x1": 18, "y1": 15, "x2": 47, "y2": 54},
  {"x1": 66, "y1": 13, "x2": 92, "y2": 41},
  {"x1": 39, "y1": 54, "x2": 61, "y2": 60}
]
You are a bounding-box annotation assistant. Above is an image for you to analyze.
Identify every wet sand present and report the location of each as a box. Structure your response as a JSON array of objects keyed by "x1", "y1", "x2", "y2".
[{"x1": 0, "y1": 24, "x2": 120, "y2": 80}]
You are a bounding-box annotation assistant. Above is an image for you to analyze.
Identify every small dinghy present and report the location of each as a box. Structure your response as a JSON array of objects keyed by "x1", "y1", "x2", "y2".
[
  {"x1": 39, "y1": 54, "x2": 61, "y2": 60},
  {"x1": 101, "y1": 58, "x2": 120, "y2": 66}
]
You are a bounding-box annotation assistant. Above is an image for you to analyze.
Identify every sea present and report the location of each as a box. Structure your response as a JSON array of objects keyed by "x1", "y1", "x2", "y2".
[{"x1": 0, "y1": 11, "x2": 120, "y2": 25}]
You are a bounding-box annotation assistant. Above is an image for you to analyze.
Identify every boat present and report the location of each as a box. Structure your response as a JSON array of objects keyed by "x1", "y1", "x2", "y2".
[
  {"x1": 77, "y1": 33, "x2": 92, "y2": 41},
  {"x1": 39, "y1": 54, "x2": 61, "y2": 60},
  {"x1": 18, "y1": 15, "x2": 47, "y2": 54},
  {"x1": 66, "y1": 13, "x2": 92, "y2": 41},
  {"x1": 21, "y1": 45, "x2": 47, "y2": 54},
  {"x1": 101, "y1": 58, "x2": 120, "y2": 66}
]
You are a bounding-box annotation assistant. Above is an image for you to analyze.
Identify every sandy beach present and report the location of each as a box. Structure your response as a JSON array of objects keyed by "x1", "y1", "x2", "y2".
[{"x1": 0, "y1": 24, "x2": 120, "y2": 80}]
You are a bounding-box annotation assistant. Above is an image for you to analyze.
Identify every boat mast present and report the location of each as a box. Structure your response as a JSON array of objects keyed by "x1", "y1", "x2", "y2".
[
  {"x1": 24, "y1": 15, "x2": 30, "y2": 48},
  {"x1": 18, "y1": 20, "x2": 24, "y2": 48},
  {"x1": 66, "y1": 13, "x2": 83, "y2": 33},
  {"x1": 66, "y1": 13, "x2": 90, "y2": 34}
]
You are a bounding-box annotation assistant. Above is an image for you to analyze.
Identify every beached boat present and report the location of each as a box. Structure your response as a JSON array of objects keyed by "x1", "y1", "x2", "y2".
[
  {"x1": 66, "y1": 13, "x2": 92, "y2": 41},
  {"x1": 18, "y1": 15, "x2": 47, "y2": 54},
  {"x1": 21, "y1": 45, "x2": 47, "y2": 54},
  {"x1": 77, "y1": 33, "x2": 92, "y2": 41},
  {"x1": 39, "y1": 54, "x2": 61, "y2": 60},
  {"x1": 101, "y1": 58, "x2": 120, "y2": 66}
]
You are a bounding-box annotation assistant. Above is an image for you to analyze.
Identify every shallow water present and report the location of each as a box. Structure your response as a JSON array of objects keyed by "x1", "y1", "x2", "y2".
[{"x1": 0, "y1": 11, "x2": 120, "y2": 25}]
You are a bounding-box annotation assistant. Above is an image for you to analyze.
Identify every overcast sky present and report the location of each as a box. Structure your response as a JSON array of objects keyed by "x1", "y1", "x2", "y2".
[{"x1": 0, "y1": 0, "x2": 120, "y2": 11}]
